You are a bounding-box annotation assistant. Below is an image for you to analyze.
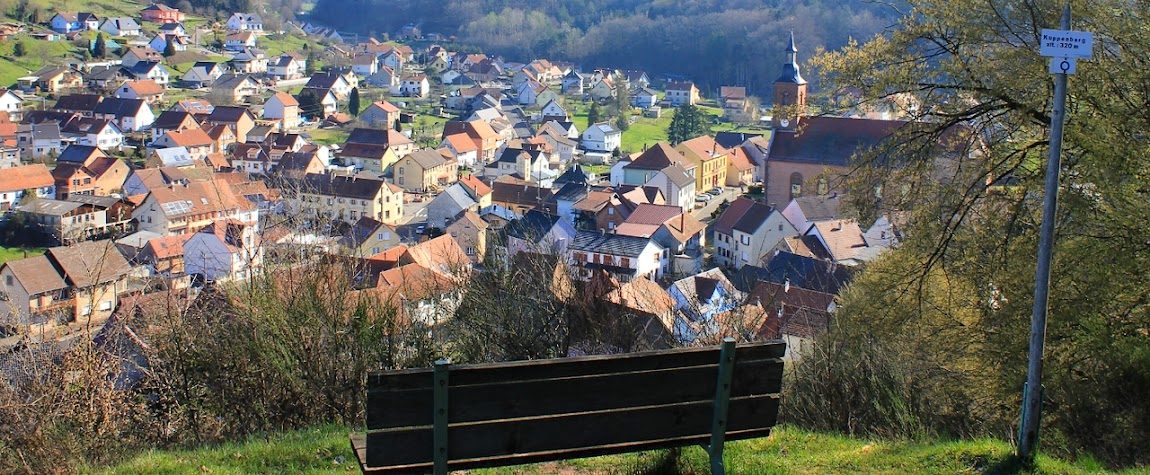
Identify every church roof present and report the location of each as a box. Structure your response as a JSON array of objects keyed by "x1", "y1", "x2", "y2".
[{"x1": 775, "y1": 32, "x2": 807, "y2": 85}]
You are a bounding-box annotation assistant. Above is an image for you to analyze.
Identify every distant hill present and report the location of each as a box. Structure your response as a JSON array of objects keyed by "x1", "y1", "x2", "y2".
[{"x1": 308, "y1": 0, "x2": 899, "y2": 99}]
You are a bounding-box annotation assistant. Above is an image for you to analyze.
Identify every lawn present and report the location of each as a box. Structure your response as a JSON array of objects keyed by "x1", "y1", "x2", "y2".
[
  {"x1": 0, "y1": 246, "x2": 45, "y2": 265},
  {"x1": 0, "y1": 36, "x2": 79, "y2": 85},
  {"x1": 89, "y1": 424, "x2": 1126, "y2": 475},
  {"x1": 305, "y1": 127, "x2": 350, "y2": 146}
]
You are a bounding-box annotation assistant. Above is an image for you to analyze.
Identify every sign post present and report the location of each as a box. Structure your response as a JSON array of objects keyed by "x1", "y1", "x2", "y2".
[{"x1": 1019, "y1": 4, "x2": 1091, "y2": 462}]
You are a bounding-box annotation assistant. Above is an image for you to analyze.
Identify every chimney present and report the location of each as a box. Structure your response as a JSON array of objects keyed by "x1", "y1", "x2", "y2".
[{"x1": 784, "y1": 279, "x2": 790, "y2": 293}]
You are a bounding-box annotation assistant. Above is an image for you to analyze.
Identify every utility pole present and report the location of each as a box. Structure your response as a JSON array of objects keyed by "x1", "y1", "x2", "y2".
[{"x1": 1019, "y1": 4, "x2": 1091, "y2": 462}]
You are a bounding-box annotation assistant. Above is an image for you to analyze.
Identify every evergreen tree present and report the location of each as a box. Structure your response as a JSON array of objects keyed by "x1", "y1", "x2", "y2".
[
  {"x1": 348, "y1": 87, "x2": 361, "y2": 116},
  {"x1": 163, "y1": 36, "x2": 176, "y2": 58},
  {"x1": 92, "y1": 33, "x2": 106, "y2": 59},
  {"x1": 297, "y1": 90, "x2": 322, "y2": 120},
  {"x1": 586, "y1": 102, "x2": 601, "y2": 125},
  {"x1": 667, "y1": 104, "x2": 707, "y2": 144},
  {"x1": 394, "y1": 118, "x2": 402, "y2": 132},
  {"x1": 614, "y1": 111, "x2": 630, "y2": 132},
  {"x1": 13, "y1": 41, "x2": 25, "y2": 58},
  {"x1": 305, "y1": 50, "x2": 318, "y2": 76}
]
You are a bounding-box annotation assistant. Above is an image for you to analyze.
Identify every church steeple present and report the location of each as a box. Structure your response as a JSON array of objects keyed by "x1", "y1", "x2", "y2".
[{"x1": 773, "y1": 31, "x2": 808, "y2": 130}]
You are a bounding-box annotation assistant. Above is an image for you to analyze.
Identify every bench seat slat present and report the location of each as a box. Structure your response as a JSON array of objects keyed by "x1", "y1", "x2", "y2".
[
  {"x1": 365, "y1": 395, "x2": 779, "y2": 468},
  {"x1": 367, "y1": 359, "x2": 783, "y2": 429},
  {"x1": 366, "y1": 341, "x2": 786, "y2": 391}
]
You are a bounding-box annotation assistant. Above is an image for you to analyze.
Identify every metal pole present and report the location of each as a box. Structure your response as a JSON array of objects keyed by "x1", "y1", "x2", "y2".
[{"x1": 1018, "y1": 3, "x2": 1071, "y2": 462}]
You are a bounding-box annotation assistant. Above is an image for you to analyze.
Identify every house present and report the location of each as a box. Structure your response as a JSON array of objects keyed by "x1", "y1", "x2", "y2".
[
  {"x1": 491, "y1": 176, "x2": 557, "y2": 215},
  {"x1": 93, "y1": 97, "x2": 154, "y2": 131},
  {"x1": 615, "y1": 203, "x2": 707, "y2": 277},
  {"x1": 567, "y1": 230, "x2": 666, "y2": 282},
  {"x1": 228, "y1": 48, "x2": 268, "y2": 74},
  {"x1": 438, "y1": 133, "x2": 479, "y2": 170},
  {"x1": 28, "y1": 66, "x2": 83, "y2": 93},
  {"x1": 483, "y1": 146, "x2": 552, "y2": 183},
  {"x1": 0, "y1": 164, "x2": 54, "y2": 210},
  {"x1": 725, "y1": 142, "x2": 756, "y2": 187},
  {"x1": 780, "y1": 195, "x2": 845, "y2": 234},
  {"x1": 587, "y1": 77, "x2": 615, "y2": 100},
  {"x1": 337, "y1": 216, "x2": 399, "y2": 257},
  {"x1": 146, "y1": 147, "x2": 195, "y2": 169},
  {"x1": 445, "y1": 210, "x2": 488, "y2": 263},
  {"x1": 262, "y1": 92, "x2": 300, "y2": 130},
  {"x1": 399, "y1": 75, "x2": 429, "y2": 97},
  {"x1": 50, "y1": 145, "x2": 130, "y2": 198},
  {"x1": 119, "y1": 47, "x2": 163, "y2": 69},
  {"x1": 539, "y1": 120, "x2": 579, "y2": 140},
  {"x1": 140, "y1": 3, "x2": 184, "y2": 23},
  {"x1": 718, "y1": 86, "x2": 753, "y2": 123},
  {"x1": 149, "y1": 33, "x2": 188, "y2": 54},
  {"x1": 425, "y1": 183, "x2": 479, "y2": 230},
  {"x1": 150, "y1": 126, "x2": 213, "y2": 158},
  {"x1": 225, "y1": 31, "x2": 257, "y2": 51},
  {"x1": 15, "y1": 198, "x2": 109, "y2": 244},
  {"x1": 202, "y1": 106, "x2": 256, "y2": 142},
  {"x1": 665, "y1": 81, "x2": 699, "y2": 106},
  {"x1": 350, "y1": 54, "x2": 379, "y2": 77},
  {"x1": 99, "y1": 17, "x2": 141, "y2": 36},
  {"x1": 561, "y1": 70, "x2": 584, "y2": 94},
  {"x1": 212, "y1": 74, "x2": 262, "y2": 103},
  {"x1": 457, "y1": 174, "x2": 492, "y2": 208},
  {"x1": 632, "y1": 87, "x2": 659, "y2": 109},
  {"x1": 0, "y1": 240, "x2": 131, "y2": 328},
  {"x1": 60, "y1": 117, "x2": 124, "y2": 150},
  {"x1": 801, "y1": 219, "x2": 876, "y2": 265},
  {"x1": 667, "y1": 268, "x2": 745, "y2": 344},
  {"x1": 297, "y1": 87, "x2": 338, "y2": 118},
  {"x1": 505, "y1": 209, "x2": 575, "y2": 256},
  {"x1": 713, "y1": 197, "x2": 797, "y2": 269},
  {"x1": 183, "y1": 220, "x2": 262, "y2": 282},
  {"x1": 0, "y1": 88, "x2": 24, "y2": 120},
  {"x1": 534, "y1": 128, "x2": 577, "y2": 165},
  {"x1": 581, "y1": 122, "x2": 622, "y2": 153},
  {"x1": 124, "y1": 61, "x2": 170, "y2": 86},
  {"x1": 171, "y1": 98, "x2": 214, "y2": 114},
  {"x1": 133, "y1": 179, "x2": 257, "y2": 235},
  {"x1": 516, "y1": 80, "x2": 547, "y2": 105},
  {"x1": 393, "y1": 149, "x2": 459, "y2": 193},
  {"x1": 620, "y1": 143, "x2": 692, "y2": 186},
  {"x1": 644, "y1": 163, "x2": 697, "y2": 212},
  {"x1": 122, "y1": 166, "x2": 193, "y2": 196},
  {"x1": 305, "y1": 71, "x2": 353, "y2": 99},
  {"x1": 746, "y1": 280, "x2": 834, "y2": 359},
  {"x1": 603, "y1": 276, "x2": 678, "y2": 348},
  {"x1": 15, "y1": 123, "x2": 64, "y2": 158},
  {"x1": 83, "y1": 65, "x2": 126, "y2": 92},
  {"x1": 539, "y1": 100, "x2": 568, "y2": 122},
  {"x1": 150, "y1": 110, "x2": 199, "y2": 141},
  {"x1": 268, "y1": 53, "x2": 305, "y2": 80},
  {"x1": 675, "y1": 135, "x2": 729, "y2": 192},
  {"x1": 365, "y1": 66, "x2": 399, "y2": 90},
  {"x1": 298, "y1": 172, "x2": 404, "y2": 224},
  {"x1": 226, "y1": 12, "x2": 263, "y2": 31},
  {"x1": 115, "y1": 79, "x2": 165, "y2": 104},
  {"x1": 50, "y1": 13, "x2": 92, "y2": 33},
  {"x1": 738, "y1": 249, "x2": 854, "y2": 295},
  {"x1": 359, "y1": 101, "x2": 401, "y2": 128},
  {"x1": 181, "y1": 61, "x2": 226, "y2": 88},
  {"x1": 136, "y1": 233, "x2": 191, "y2": 279}
]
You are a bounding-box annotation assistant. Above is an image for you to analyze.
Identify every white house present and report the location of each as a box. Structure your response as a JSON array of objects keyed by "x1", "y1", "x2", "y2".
[
  {"x1": 713, "y1": 197, "x2": 797, "y2": 269},
  {"x1": 93, "y1": 97, "x2": 154, "y2": 132},
  {"x1": 183, "y1": 220, "x2": 263, "y2": 283},
  {"x1": 226, "y1": 12, "x2": 263, "y2": 32},
  {"x1": 268, "y1": 53, "x2": 305, "y2": 80},
  {"x1": 181, "y1": 61, "x2": 226, "y2": 88},
  {"x1": 225, "y1": 31, "x2": 257, "y2": 51},
  {"x1": 567, "y1": 231, "x2": 666, "y2": 282},
  {"x1": 61, "y1": 118, "x2": 124, "y2": 151},
  {"x1": 149, "y1": 34, "x2": 188, "y2": 53},
  {"x1": 438, "y1": 134, "x2": 480, "y2": 170},
  {"x1": 504, "y1": 210, "x2": 576, "y2": 257},
  {"x1": 539, "y1": 100, "x2": 567, "y2": 120},
  {"x1": 351, "y1": 54, "x2": 379, "y2": 77},
  {"x1": 581, "y1": 122, "x2": 622, "y2": 153},
  {"x1": 645, "y1": 164, "x2": 697, "y2": 212},
  {"x1": 99, "y1": 17, "x2": 141, "y2": 37},
  {"x1": 399, "y1": 75, "x2": 429, "y2": 97},
  {"x1": 632, "y1": 87, "x2": 659, "y2": 109},
  {"x1": 125, "y1": 61, "x2": 170, "y2": 87},
  {"x1": 0, "y1": 89, "x2": 24, "y2": 119}
]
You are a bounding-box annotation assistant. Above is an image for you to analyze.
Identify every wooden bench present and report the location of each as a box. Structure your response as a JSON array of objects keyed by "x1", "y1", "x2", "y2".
[{"x1": 351, "y1": 338, "x2": 785, "y2": 474}]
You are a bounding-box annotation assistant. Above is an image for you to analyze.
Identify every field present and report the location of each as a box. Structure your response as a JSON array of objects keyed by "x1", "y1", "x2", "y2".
[
  {"x1": 87, "y1": 424, "x2": 1126, "y2": 475},
  {"x1": 0, "y1": 246, "x2": 45, "y2": 265}
]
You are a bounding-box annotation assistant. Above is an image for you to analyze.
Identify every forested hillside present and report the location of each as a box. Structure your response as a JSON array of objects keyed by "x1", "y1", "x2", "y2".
[{"x1": 308, "y1": 0, "x2": 897, "y2": 97}]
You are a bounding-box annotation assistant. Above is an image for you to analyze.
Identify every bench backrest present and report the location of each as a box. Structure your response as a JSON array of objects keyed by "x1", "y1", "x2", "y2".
[{"x1": 362, "y1": 340, "x2": 785, "y2": 473}]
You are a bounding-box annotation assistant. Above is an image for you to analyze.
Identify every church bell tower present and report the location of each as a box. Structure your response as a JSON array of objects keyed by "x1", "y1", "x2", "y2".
[{"x1": 772, "y1": 31, "x2": 807, "y2": 131}]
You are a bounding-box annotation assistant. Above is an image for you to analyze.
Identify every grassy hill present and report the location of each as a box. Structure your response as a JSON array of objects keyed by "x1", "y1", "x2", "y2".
[{"x1": 86, "y1": 425, "x2": 1129, "y2": 475}]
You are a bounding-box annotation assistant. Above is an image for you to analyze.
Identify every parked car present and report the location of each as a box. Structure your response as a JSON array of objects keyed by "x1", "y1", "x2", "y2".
[
  {"x1": 695, "y1": 194, "x2": 712, "y2": 202},
  {"x1": 707, "y1": 188, "x2": 724, "y2": 196}
]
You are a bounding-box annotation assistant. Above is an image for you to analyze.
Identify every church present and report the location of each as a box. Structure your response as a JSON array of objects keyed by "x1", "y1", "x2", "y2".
[{"x1": 762, "y1": 33, "x2": 908, "y2": 207}]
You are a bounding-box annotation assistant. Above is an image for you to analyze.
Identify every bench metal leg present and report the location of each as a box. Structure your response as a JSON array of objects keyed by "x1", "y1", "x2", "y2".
[
  {"x1": 707, "y1": 337, "x2": 737, "y2": 475},
  {"x1": 434, "y1": 359, "x2": 450, "y2": 475}
]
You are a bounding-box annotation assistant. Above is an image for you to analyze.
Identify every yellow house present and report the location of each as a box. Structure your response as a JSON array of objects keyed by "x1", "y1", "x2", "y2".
[
  {"x1": 676, "y1": 135, "x2": 729, "y2": 192},
  {"x1": 300, "y1": 172, "x2": 404, "y2": 224},
  {"x1": 337, "y1": 143, "x2": 400, "y2": 174},
  {"x1": 337, "y1": 216, "x2": 401, "y2": 257},
  {"x1": 393, "y1": 150, "x2": 459, "y2": 193}
]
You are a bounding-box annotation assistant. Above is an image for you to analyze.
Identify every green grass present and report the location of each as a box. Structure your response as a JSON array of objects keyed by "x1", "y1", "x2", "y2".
[
  {"x1": 259, "y1": 32, "x2": 323, "y2": 58},
  {"x1": 0, "y1": 246, "x2": 45, "y2": 265},
  {"x1": 90, "y1": 425, "x2": 1131, "y2": 475},
  {"x1": 306, "y1": 128, "x2": 350, "y2": 146},
  {"x1": 0, "y1": 36, "x2": 80, "y2": 85}
]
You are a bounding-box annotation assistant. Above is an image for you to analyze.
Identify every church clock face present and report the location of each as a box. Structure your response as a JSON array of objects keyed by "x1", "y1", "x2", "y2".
[{"x1": 779, "y1": 118, "x2": 790, "y2": 128}]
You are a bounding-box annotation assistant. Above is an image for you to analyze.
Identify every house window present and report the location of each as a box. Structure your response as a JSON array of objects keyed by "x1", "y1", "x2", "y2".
[
  {"x1": 608, "y1": 207, "x2": 614, "y2": 215},
  {"x1": 398, "y1": 167, "x2": 404, "y2": 175},
  {"x1": 81, "y1": 305, "x2": 92, "y2": 316},
  {"x1": 779, "y1": 224, "x2": 784, "y2": 231},
  {"x1": 621, "y1": 257, "x2": 630, "y2": 267},
  {"x1": 5, "y1": 275, "x2": 11, "y2": 286},
  {"x1": 398, "y1": 177, "x2": 404, "y2": 185},
  {"x1": 377, "y1": 233, "x2": 384, "y2": 240},
  {"x1": 372, "y1": 247, "x2": 380, "y2": 254},
  {"x1": 466, "y1": 247, "x2": 475, "y2": 256},
  {"x1": 741, "y1": 235, "x2": 750, "y2": 245},
  {"x1": 350, "y1": 199, "x2": 357, "y2": 205},
  {"x1": 100, "y1": 300, "x2": 112, "y2": 310}
]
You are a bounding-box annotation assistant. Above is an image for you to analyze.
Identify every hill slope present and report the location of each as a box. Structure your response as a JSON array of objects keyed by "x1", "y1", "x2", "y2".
[{"x1": 87, "y1": 425, "x2": 1125, "y2": 475}]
